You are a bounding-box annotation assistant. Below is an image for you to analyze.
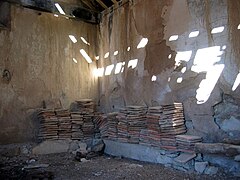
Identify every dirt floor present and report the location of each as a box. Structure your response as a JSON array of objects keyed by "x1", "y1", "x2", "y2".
[{"x1": 0, "y1": 153, "x2": 238, "y2": 180}]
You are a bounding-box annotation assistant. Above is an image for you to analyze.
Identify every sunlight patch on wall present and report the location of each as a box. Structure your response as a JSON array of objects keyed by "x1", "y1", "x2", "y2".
[
  {"x1": 137, "y1": 38, "x2": 148, "y2": 49},
  {"x1": 127, "y1": 47, "x2": 131, "y2": 51},
  {"x1": 175, "y1": 51, "x2": 192, "y2": 65},
  {"x1": 232, "y1": 72, "x2": 240, "y2": 91},
  {"x1": 115, "y1": 62, "x2": 124, "y2": 74},
  {"x1": 69, "y1": 35, "x2": 77, "y2": 43},
  {"x1": 181, "y1": 67, "x2": 187, "y2": 73},
  {"x1": 80, "y1": 37, "x2": 90, "y2": 45},
  {"x1": 55, "y1": 3, "x2": 65, "y2": 15},
  {"x1": 128, "y1": 59, "x2": 138, "y2": 69},
  {"x1": 114, "y1": 51, "x2": 119, "y2": 56},
  {"x1": 189, "y1": 31, "x2": 199, "y2": 38},
  {"x1": 191, "y1": 46, "x2": 223, "y2": 73},
  {"x1": 168, "y1": 54, "x2": 172, "y2": 59},
  {"x1": 196, "y1": 64, "x2": 225, "y2": 104},
  {"x1": 211, "y1": 26, "x2": 224, "y2": 34},
  {"x1": 80, "y1": 49, "x2": 93, "y2": 63},
  {"x1": 169, "y1": 35, "x2": 178, "y2": 41},
  {"x1": 238, "y1": 24, "x2": 240, "y2": 29},
  {"x1": 104, "y1": 52, "x2": 109, "y2": 58},
  {"x1": 94, "y1": 68, "x2": 104, "y2": 77},
  {"x1": 105, "y1": 64, "x2": 115, "y2": 76},
  {"x1": 72, "y1": 58, "x2": 78, "y2": 64},
  {"x1": 177, "y1": 77, "x2": 183, "y2": 83},
  {"x1": 151, "y1": 75, "x2": 157, "y2": 82}
]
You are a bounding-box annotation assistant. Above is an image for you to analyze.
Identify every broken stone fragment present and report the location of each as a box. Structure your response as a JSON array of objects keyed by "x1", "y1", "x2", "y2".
[
  {"x1": 194, "y1": 161, "x2": 208, "y2": 174},
  {"x1": 234, "y1": 155, "x2": 240, "y2": 162},
  {"x1": 204, "y1": 166, "x2": 218, "y2": 175},
  {"x1": 91, "y1": 140, "x2": 105, "y2": 154}
]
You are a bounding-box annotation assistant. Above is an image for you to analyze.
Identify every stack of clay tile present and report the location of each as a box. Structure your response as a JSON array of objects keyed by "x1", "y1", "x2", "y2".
[
  {"x1": 127, "y1": 106, "x2": 147, "y2": 144},
  {"x1": 106, "y1": 112, "x2": 118, "y2": 140},
  {"x1": 117, "y1": 109, "x2": 129, "y2": 143},
  {"x1": 159, "y1": 103, "x2": 186, "y2": 136},
  {"x1": 97, "y1": 114, "x2": 109, "y2": 138},
  {"x1": 139, "y1": 129, "x2": 151, "y2": 146},
  {"x1": 75, "y1": 99, "x2": 95, "y2": 139},
  {"x1": 176, "y1": 134, "x2": 202, "y2": 152},
  {"x1": 70, "y1": 112, "x2": 84, "y2": 140},
  {"x1": 93, "y1": 113, "x2": 104, "y2": 138},
  {"x1": 145, "y1": 106, "x2": 162, "y2": 147},
  {"x1": 38, "y1": 109, "x2": 58, "y2": 140},
  {"x1": 56, "y1": 109, "x2": 71, "y2": 139},
  {"x1": 158, "y1": 103, "x2": 186, "y2": 150}
]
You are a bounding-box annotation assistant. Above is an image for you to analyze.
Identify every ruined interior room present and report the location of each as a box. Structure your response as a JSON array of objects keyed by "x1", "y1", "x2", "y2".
[{"x1": 0, "y1": 0, "x2": 240, "y2": 179}]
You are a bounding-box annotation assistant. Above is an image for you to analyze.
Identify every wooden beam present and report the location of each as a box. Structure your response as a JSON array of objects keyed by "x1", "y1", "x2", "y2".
[
  {"x1": 81, "y1": 0, "x2": 97, "y2": 11},
  {"x1": 111, "y1": 0, "x2": 118, "y2": 4},
  {"x1": 96, "y1": 0, "x2": 108, "y2": 9}
]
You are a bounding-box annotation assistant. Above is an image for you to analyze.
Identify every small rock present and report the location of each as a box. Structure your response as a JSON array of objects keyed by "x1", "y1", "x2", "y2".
[
  {"x1": 23, "y1": 164, "x2": 49, "y2": 169},
  {"x1": 78, "y1": 142, "x2": 87, "y2": 151},
  {"x1": 80, "y1": 158, "x2": 89, "y2": 162},
  {"x1": 195, "y1": 161, "x2": 208, "y2": 174},
  {"x1": 91, "y1": 140, "x2": 105, "y2": 153},
  {"x1": 27, "y1": 159, "x2": 36, "y2": 164},
  {"x1": 195, "y1": 153, "x2": 203, "y2": 161},
  {"x1": 128, "y1": 164, "x2": 143, "y2": 168},
  {"x1": 69, "y1": 141, "x2": 79, "y2": 152},
  {"x1": 204, "y1": 166, "x2": 218, "y2": 175},
  {"x1": 87, "y1": 147, "x2": 91, "y2": 153},
  {"x1": 234, "y1": 155, "x2": 240, "y2": 162},
  {"x1": 21, "y1": 146, "x2": 30, "y2": 155},
  {"x1": 92, "y1": 171, "x2": 103, "y2": 176}
]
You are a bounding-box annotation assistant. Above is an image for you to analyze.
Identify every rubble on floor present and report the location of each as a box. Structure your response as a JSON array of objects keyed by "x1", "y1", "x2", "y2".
[{"x1": 0, "y1": 150, "x2": 236, "y2": 180}]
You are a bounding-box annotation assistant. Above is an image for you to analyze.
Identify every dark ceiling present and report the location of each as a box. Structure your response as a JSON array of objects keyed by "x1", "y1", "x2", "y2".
[{"x1": 3, "y1": 0, "x2": 123, "y2": 24}]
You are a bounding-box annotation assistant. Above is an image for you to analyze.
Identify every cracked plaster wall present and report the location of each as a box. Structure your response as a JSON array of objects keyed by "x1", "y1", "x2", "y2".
[
  {"x1": 98, "y1": 0, "x2": 240, "y2": 143},
  {"x1": 0, "y1": 5, "x2": 99, "y2": 144}
]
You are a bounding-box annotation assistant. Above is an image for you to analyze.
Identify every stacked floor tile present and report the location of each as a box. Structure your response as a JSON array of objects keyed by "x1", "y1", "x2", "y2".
[
  {"x1": 127, "y1": 106, "x2": 147, "y2": 144},
  {"x1": 73, "y1": 99, "x2": 95, "y2": 139},
  {"x1": 106, "y1": 112, "x2": 118, "y2": 140},
  {"x1": 117, "y1": 109, "x2": 129, "y2": 143},
  {"x1": 38, "y1": 109, "x2": 58, "y2": 140},
  {"x1": 176, "y1": 135, "x2": 202, "y2": 152},
  {"x1": 93, "y1": 112, "x2": 104, "y2": 139},
  {"x1": 145, "y1": 106, "x2": 162, "y2": 147},
  {"x1": 70, "y1": 112, "x2": 84, "y2": 140},
  {"x1": 56, "y1": 109, "x2": 71, "y2": 139},
  {"x1": 98, "y1": 115, "x2": 108, "y2": 139},
  {"x1": 159, "y1": 103, "x2": 186, "y2": 136}
]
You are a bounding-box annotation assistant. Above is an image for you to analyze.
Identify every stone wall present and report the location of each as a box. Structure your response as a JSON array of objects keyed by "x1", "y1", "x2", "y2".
[
  {"x1": 0, "y1": 5, "x2": 99, "y2": 144},
  {"x1": 97, "y1": 0, "x2": 240, "y2": 143}
]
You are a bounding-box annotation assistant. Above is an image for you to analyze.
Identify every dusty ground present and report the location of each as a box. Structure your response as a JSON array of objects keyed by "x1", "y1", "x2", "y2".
[{"x1": 0, "y1": 153, "x2": 238, "y2": 180}]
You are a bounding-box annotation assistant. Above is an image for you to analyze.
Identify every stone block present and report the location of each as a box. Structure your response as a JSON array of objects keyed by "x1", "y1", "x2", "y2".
[
  {"x1": 69, "y1": 141, "x2": 79, "y2": 152},
  {"x1": 195, "y1": 161, "x2": 208, "y2": 174},
  {"x1": 32, "y1": 140, "x2": 70, "y2": 155},
  {"x1": 104, "y1": 140, "x2": 173, "y2": 165},
  {"x1": 174, "y1": 153, "x2": 196, "y2": 163},
  {"x1": 234, "y1": 155, "x2": 240, "y2": 162},
  {"x1": 204, "y1": 166, "x2": 218, "y2": 175}
]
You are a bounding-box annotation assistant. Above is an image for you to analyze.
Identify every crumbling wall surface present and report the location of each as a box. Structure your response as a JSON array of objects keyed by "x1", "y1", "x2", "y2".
[
  {"x1": 98, "y1": 0, "x2": 240, "y2": 143},
  {"x1": 0, "y1": 5, "x2": 99, "y2": 144}
]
